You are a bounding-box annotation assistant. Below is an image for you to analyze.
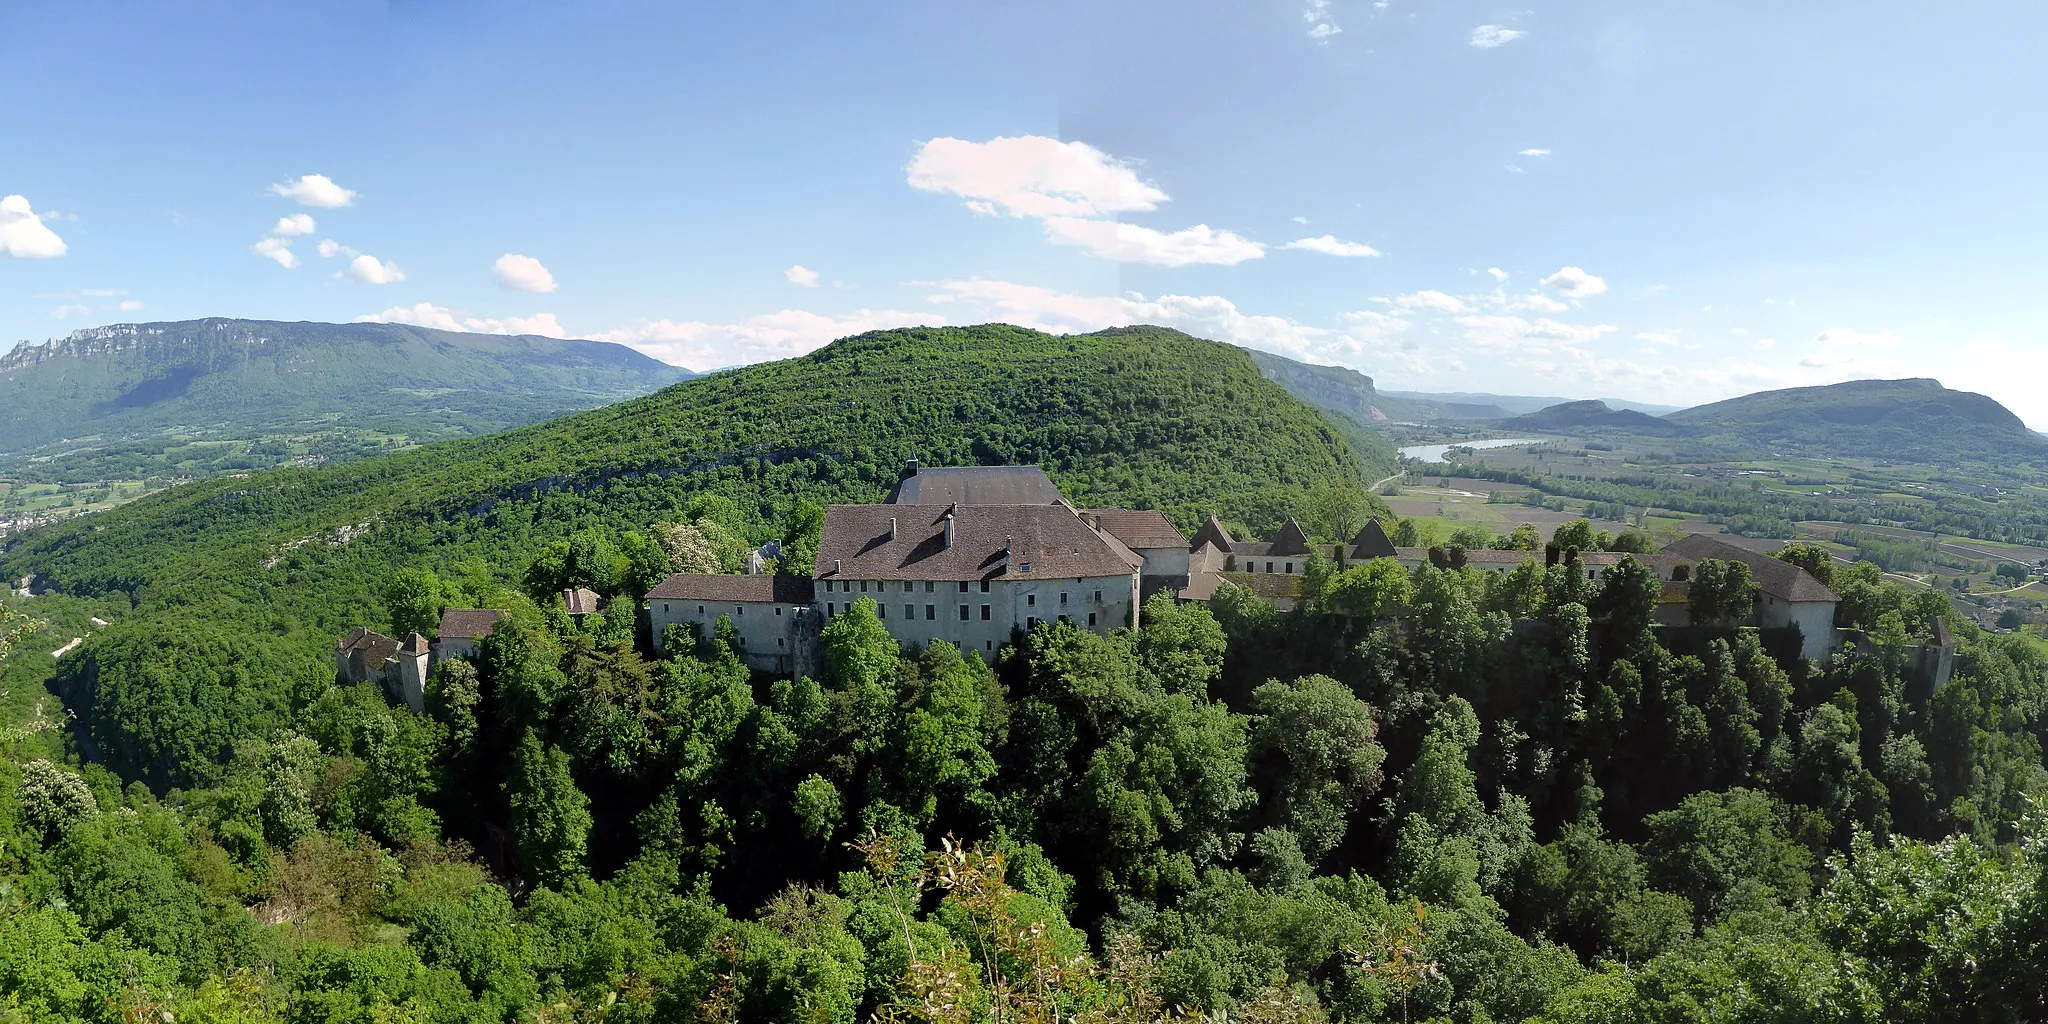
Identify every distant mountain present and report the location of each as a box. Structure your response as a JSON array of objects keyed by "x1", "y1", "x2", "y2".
[
  {"x1": 0, "y1": 318, "x2": 693, "y2": 476},
  {"x1": 1383, "y1": 390, "x2": 1685, "y2": 418},
  {"x1": 1239, "y1": 350, "x2": 1397, "y2": 473},
  {"x1": 1497, "y1": 399, "x2": 1683, "y2": 435},
  {"x1": 1666, "y1": 378, "x2": 2045, "y2": 462}
]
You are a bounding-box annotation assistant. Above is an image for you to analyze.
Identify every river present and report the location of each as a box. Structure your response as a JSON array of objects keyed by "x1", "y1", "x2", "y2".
[{"x1": 1397, "y1": 438, "x2": 1542, "y2": 464}]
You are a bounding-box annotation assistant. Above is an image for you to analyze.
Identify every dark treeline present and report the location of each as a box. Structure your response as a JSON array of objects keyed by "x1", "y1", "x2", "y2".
[{"x1": 5, "y1": 544, "x2": 2046, "y2": 1022}]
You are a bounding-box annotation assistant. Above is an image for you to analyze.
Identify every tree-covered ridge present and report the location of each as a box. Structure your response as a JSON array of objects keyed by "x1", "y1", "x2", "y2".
[{"x1": 1661, "y1": 377, "x2": 2046, "y2": 463}]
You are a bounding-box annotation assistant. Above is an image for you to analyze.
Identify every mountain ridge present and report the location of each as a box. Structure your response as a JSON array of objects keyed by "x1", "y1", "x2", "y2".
[{"x1": 1665, "y1": 377, "x2": 2042, "y2": 461}]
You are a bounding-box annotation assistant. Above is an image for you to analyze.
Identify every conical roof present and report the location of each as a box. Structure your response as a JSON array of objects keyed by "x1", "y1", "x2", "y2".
[
  {"x1": 1268, "y1": 518, "x2": 1313, "y2": 556},
  {"x1": 1190, "y1": 514, "x2": 1236, "y2": 553},
  {"x1": 1352, "y1": 519, "x2": 1397, "y2": 559}
]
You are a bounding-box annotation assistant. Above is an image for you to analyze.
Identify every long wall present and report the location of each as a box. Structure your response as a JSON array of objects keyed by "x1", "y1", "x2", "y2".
[
  {"x1": 649, "y1": 596, "x2": 815, "y2": 675},
  {"x1": 819, "y1": 573, "x2": 1140, "y2": 659}
]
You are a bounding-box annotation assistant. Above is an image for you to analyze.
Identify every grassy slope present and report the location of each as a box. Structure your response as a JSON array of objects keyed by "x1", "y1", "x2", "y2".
[{"x1": 0, "y1": 324, "x2": 1365, "y2": 784}]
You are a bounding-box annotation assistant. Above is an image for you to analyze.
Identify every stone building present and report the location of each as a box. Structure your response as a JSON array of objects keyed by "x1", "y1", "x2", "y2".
[
  {"x1": 1658, "y1": 534, "x2": 1841, "y2": 659},
  {"x1": 648, "y1": 573, "x2": 819, "y2": 675},
  {"x1": 433, "y1": 608, "x2": 504, "y2": 662},
  {"x1": 333, "y1": 627, "x2": 431, "y2": 713}
]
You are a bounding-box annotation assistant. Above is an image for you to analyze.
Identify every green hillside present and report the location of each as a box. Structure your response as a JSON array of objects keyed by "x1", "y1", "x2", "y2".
[
  {"x1": 1498, "y1": 399, "x2": 1683, "y2": 435},
  {"x1": 0, "y1": 318, "x2": 693, "y2": 481},
  {"x1": 1241, "y1": 350, "x2": 1399, "y2": 474},
  {"x1": 1666, "y1": 377, "x2": 2045, "y2": 462},
  {"x1": 0, "y1": 323, "x2": 1364, "y2": 784}
]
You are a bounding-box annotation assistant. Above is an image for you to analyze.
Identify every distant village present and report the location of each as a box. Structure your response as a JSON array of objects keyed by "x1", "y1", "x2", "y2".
[{"x1": 332, "y1": 461, "x2": 1953, "y2": 712}]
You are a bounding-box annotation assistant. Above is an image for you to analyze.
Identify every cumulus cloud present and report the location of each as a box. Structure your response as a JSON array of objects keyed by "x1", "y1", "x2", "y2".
[
  {"x1": 1486, "y1": 267, "x2": 1509, "y2": 282},
  {"x1": 907, "y1": 136, "x2": 1168, "y2": 219},
  {"x1": 1470, "y1": 25, "x2": 1525, "y2": 47},
  {"x1": 1508, "y1": 292, "x2": 1570, "y2": 313},
  {"x1": 593, "y1": 308, "x2": 942, "y2": 370},
  {"x1": 909, "y1": 135, "x2": 1263, "y2": 267},
  {"x1": 1040, "y1": 217, "x2": 1265, "y2": 267},
  {"x1": 272, "y1": 213, "x2": 316, "y2": 237},
  {"x1": 784, "y1": 264, "x2": 821, "y2": 287},
  {"x1": 268, "y1": 174, "x2": 357, "y2": 208},
  {"x1": 1305, "y1": 0, "x2": 1340, "y2": 40},
  {"x1": 339, "y1": 254, "x2": 405, "y2": 284},
  {"x1": 252, "y1": 236, "x2": 300, "y2": 269},
  {"x1": 1390, "y1": 290, "x2": 1471, "y2": 313},
  {"x1": 1, "y1": 195, "x2": 68, "y2": 258},
  {"x1": 317, "y1": 239, "x2": 352, "y2": 259},
  {"x1": 922, "y1": 278, "x2": 1328, "y2": 361},
  {"x1": 1540, "y1": 265, "x2": 1608, "y2": 299},
  {"x1": 1283, "y1": 235, "x2": 1382, "y2": 258},
  {"x1": 358, "y1": 303, "x2": 568, "y2": 338},
  {"x1": 492, "y1": 253, "x2": 558, "y2": 293}
]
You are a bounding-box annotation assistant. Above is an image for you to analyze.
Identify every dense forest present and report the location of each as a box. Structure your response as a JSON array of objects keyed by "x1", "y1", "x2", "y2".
[{"x1": 2, "y1": 327, "x2": 2045, "y2": 1021}]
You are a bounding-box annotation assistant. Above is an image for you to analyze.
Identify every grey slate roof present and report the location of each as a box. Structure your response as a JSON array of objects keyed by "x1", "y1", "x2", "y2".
[
  {"x1": 888, "y1": 466, "x2": 1063, "y2": 505},
  {"x1": 1081, "y1": 509, "x2": 1188, "y2": 551},
  {"x1": 1268, "y1": 518, "x2": 1314, "y2": 556},
  {"x1": 649, "y1": 573, "x2": 817, "y2": 604},
  {"x1": 1662, "y1": 534, "x2": 1839, "y2": 603},
  {"x1": 1190, "y1": 515, "x2": 1236, "y2": 553},
  {"x1": 817, "y1": 503, "x2": 1141, "y2": 582},
  {"x1": 437, "y1": 608, "x2": 504, "y2": 641},
  {"x1": 1352, "y1": 520, "x2": 1397, "y2": 559}
]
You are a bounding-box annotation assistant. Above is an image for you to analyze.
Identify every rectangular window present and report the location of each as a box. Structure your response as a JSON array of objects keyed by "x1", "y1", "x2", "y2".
[
  {"x1": 926, "y1": 605, "x2": 936, "y2": 620},
  {"x1": 736, "y1": 605, "x2": 743, "y2": 615},
  {"x1": 1060, "y1": 592, "x2": 1068, "y2": 605},
  {"x1": 980, "y1": 605, "x2": 990, "y2": 620},
  {"x1": 959, "y1": 605, "x2": 970, "y2": 620},
  {"x1": 824, "y1": 581, "x2": 833, "y2": 593},
  {"x1": 905, "y1": 582, "x2": 915, "y2": 593},
  {"x1": 980, "y1": 580, "x2": 990, "y2": 593},
  {"x1": 697, "y1": 604, "x2": 704, "y2": 614},
  {"x1": 986, "y1": 640, "x2": 993, "y2": 651},
  {"x1": 1266, "y1": 561, "x2": 1274, "y2": 573},
  {"x1": 738, "y1": 636, "x2": 747, "y2": 648},
  {"x1": 905, "y1": 604, "x2": 915, "y2": 619},
  {"x1": 662, "y1": 603, "x2": 669, "y2": 613},
  {"x1": 1059, "y1": 614, "x2": 1070, "y2": 625},
  {"x1": 925, "y1": 581, "x2": 935, "y2": 593},
  {"x1": 878, "y1": 604, "x2": 885, "y2": 618},
  {"x1": 1088, "y1": 612, "x2": 1097, "y2": 626},
  {"x1": 777, "y1": 638, "x2": 784, "y2": 648},
  {"x1": 860, "y1": 580, "x2": 869, "y2": 593},
  {"x1": 1094, "y1": 590, "x2": 1102, "y2": 602},
  {"x1": 776, "y1": 607, "x2": 783, "y2": 616},
  {"x1": 1027, "y1": 594, "x2": 1036, "y2": 606},
  {"x1": 1285, "y1": 562, "x2": 1294, "y2": 574},
  {"x1": 1027, "y1": 616, "x2": 1037, "y2": 629},
  {"x1": 959, "y1": 581, "x2": 970, "y2": 593},
  {"x1": 827, "y1": 602, "x2": 835, "y2": 615}
]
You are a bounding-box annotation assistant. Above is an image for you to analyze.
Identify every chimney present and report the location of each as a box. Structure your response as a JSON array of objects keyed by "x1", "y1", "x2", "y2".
[
  {"x1": 888, "y1": 516, "x2": 898, "y2": 541},
  {"x1": 942, "y1": 512, "x2": 955, "y2": 549},
  {"x1": 1005, "y1": 535, "x2": 1014, "y2": 574},
  {"x1": 904, "y1": 458, "x2": 920, "y2": 478},
  {"x1": 832, "y1": 558, "x2": 842, "y2": 575}
]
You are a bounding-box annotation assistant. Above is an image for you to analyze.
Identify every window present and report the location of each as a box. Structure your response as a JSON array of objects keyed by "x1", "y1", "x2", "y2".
[
  {"x1": 1094, "y1": 590, "x2": 1102, "y2": 602},
  {"x1": 1027, "y1": 616, "x2": 1037, "y2": 629},
  {"x1": 776, "y1": 607, "x2": 783, "y2": 616},
  {"x1": 1020, "y1": 562, "x2": 1032, "y2": 573},
  {"x1": 1027, "y1": 594, "x2": 1036, "y2": 607},
  {"x1": 1266, "y1": 561, "x2": 1274, "y2": 573},
  {"x1": 905, "y1": 604, "x2": 915, "y2": 619},
  {"x1": 1059, "y1": 591, "x2": 1068, "y2": 605},
  {"x1": 878, "y1": 604, "x2": 885, "y2": 618},
  {"x1": 736, "y1": 605, "x2": 743, "y2": 615},
  {"x1": 959, "y1": 605, "x2": 970, "y2": 620},
  {"x1": 1088, "y1": 612, "x2": 1097, "y2": 626},
  {"x1": 925, "y1": 581, "x2": 935, "y2": 593},
  {"x1": 1285, "y1": 562, "x2": 1294, "y2": 574},
  {"x1": 926, "y1": 605, "x2": 936, "y2": 620},
  {"x1": 959, "y1": 581, "x2": 970, "y2": 593},
  {"x1": 662, "y1": 603, "x2": 669, "y2": 613},
  {"x1": 980, "y1": 605, "x2": 990, "y2": 620},
  {"x1": 1059, "y1": 614, "x2": 1070, "y2": 625},
  {"x1": 777, "y1": 638, "x2": 784, "y2": 648},
  {"x1": 697, "y1": 604, "x2": 704, "y2": 614},
  {"x1": 980, "y1": 580, "x2": 990, "y2": 593},
  {"x1": 827, "y1": 602, "x2": 835, "y2": 615},
  {"x1": 824, "y1": 581, "x2": 833, "y2": 592},
  {"x1": 860, "y1": 580, "x2": 869, "y2": 593},
  {"x1": 738, "y1": 636, "x2": 747, "y2": 648},
  {"x1": 986, "y1": 640, "x2": 993, "y2": 651}
]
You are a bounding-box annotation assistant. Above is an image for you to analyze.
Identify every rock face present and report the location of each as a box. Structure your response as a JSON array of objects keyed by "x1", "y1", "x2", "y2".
[{"x1": 0, "y1": 318, "x2": 694, "y2": 456}]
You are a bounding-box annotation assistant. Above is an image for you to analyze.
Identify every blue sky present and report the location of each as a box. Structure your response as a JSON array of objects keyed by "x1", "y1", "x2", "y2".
[{"x1": 6, "y1": 0, "x2": 2046, "y2": 424}]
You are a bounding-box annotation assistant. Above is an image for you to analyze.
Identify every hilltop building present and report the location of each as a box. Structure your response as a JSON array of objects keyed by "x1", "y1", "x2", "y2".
[
  {"x1": 562, "y1": 587, "x2": 604, "y2": 618},
  {"x1": 433, "y1": 608, "x2": 504, "y2": 662},
  {"x1": 1657, "y1": 534, "x2": 1841, "y2": 658},
  {"x1": 647, "y1": 464, "x2": 1171, "y2": 665},
  {"x1": 334, "y1": 627, "x2": 431, "y2": 713}
]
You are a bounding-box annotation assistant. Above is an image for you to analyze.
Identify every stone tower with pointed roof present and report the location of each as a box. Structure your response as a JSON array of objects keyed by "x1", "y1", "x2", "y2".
[{"x1": 1352, "y1": 519, "x2": 1397, "y2": 560}]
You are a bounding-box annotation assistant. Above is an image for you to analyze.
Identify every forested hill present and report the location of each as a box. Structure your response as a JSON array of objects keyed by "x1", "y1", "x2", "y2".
[
  {"x1": 1665, "y1": 377, "x2": 2045, "y2": 462},
  {"x1": 0, "y1": 318, "x2": 693, "y2": 471},
  {"x1": 0, "y1": 323, "x2": 1363, "y2": 776},
  {"x1": 1497, "y1": 399, "x2": 1683, "y2": 435}
]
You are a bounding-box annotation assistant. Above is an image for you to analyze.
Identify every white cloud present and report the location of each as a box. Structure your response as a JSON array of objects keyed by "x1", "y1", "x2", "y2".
[
  {"x1": 784, "y1": 264, "x2": 821, "y2": 288},
  {"x1": 252, "y1": 236, "x2": 300, "y2": 269},
  {"x1": 1637, "y1": 330, "x2": 1681, "y2": 346},
  {"x1": 268, "y1": 174, "x2": 356, "y2": 208},
  {"x1": 921, "y1": 278, "x2": 1328, "y2": 360},
  {"x1": 1470, "y1": 25, "x2": 1525, "y2": 48},
  {"x1": 1040, "y1": 217, "x2": 1265, "y2": 267},
  {"x1": 1282, "y1": 234, "x2": 1382, "y2": 258},
  {"x1": 0, "y1": 195, "x2": 68, "y2": 258},
  {"x1": 118, "y1": 299, "x2": 144, "y2": 312},
  {"x1": 594, "y1": 308, "x2": 942, "y2": 370},
  {"x1": 1518, "y1": 148, "x2": 1552, "y2": 157},
  {"x1": 272, "y1": 213, "x2": 316, "y2": 237},
  {"x1": 1390, "y1": 290, "x2": 1471, "y2": 313},
  {"x1": 1486, "y1": 267, "x2": 1509, "y2": 282},
  {"x1": 1291, "y1": 215, "x2": 1310, "y2": 225},
  {"x1": 317, "y1": 239, "x2": 352, "y2": 259},
  {"x1": 1540, "y1": 265, "x2": 1608, "y2": 299},
  {"x1": 492, "y1": 253, "x2": 558, "y2": 293},
  {"x1": 1508, "y1": 292, "x2": 1569, "y2": 313},
  {"x1": 907, "y1": 136, "x2": 1168, "y2": 220},
  {"x1": 1811, "y1": 326, "x2": 1902, "y2": 349},
  {"x1": 358, "y1": 303, "x2": 568, "y2": 338},
  {"x1": 1305, "y1": 0, "x2": 1340, "y2": 40},
  {"x1": 339, "y1": 254, "x2": 405, "y2": 284}
]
